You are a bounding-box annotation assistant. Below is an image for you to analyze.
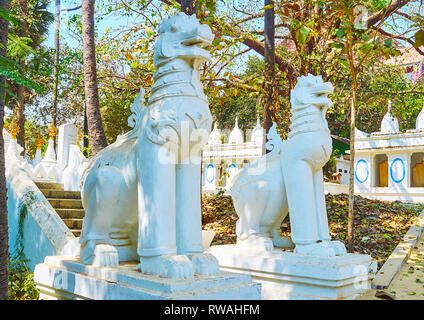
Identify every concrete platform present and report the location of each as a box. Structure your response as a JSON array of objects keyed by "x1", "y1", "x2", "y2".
[
  {"x1": 209, "y1": 245, "x2": 377, "y2": 300},
  {"x1": 33, "y1": 256, "x2": 261, "y2": 300}
]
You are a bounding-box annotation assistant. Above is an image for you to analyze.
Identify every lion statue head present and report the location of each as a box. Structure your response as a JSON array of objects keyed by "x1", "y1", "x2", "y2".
[
  {"x1": 290, "y1": 74, "x2": 334, "y2": 111},
  {"x1": 154, "y1": 12, "x2": 214, "y2": 67}
]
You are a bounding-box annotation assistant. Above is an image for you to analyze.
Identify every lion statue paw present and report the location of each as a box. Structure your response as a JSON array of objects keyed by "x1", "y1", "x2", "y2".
[
  {"x1": 80, "y1": 240, "x2": 119, "y2": 267},
  {"x1": 294, "y1": 240, "x2": 347, "y2": 257},
  {"x1": 188, "y1": 252, "x2": 220, "y2": 276},
  {"x1": 137, "y1": 255, "x2": 194, "y2": 280},
  {"x1": 237, "y1": 234, "x2": 274, "y2": 252}
]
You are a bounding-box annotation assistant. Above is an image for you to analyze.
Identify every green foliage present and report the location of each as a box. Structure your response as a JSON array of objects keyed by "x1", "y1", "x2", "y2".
[
  {"x1": 414, "y1": 30, "x2": 424, "y2": 48},
  {"x1": 0, "y1": 55, "x2": 44, "y2": 93},
  {"x1": 7, "y1": 33, "x2": 34, "y2": 59},
  {"x1": 0, "y1": 0, "x2": 53, "y2": 115},
  {"x1": 217, "y1": 48, "x2": 421, "y2": 139},
  {"x1": 25, "y1": 121, "x2": 48, "y2": 160},
  {"x1": 6, "y1": 190, "x2": 39, "y2": 300},
  {"x1": 8, "y1": 259, "x2": 39, "y2": 300},
  {"x1": 209, "y1": 90, "x2": 261, "y2": 133},
  {"x1": 324, "y1": 149, "x2": 339, "y2": 179},
  {"x1": 328, "y1": 61, "x2": 424, "y2": 137},
  {"x1": 14, "y1": 191, "x2": 36, "y2": 261}
]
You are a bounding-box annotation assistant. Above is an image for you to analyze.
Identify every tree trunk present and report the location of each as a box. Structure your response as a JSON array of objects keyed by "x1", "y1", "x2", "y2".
[
  {"x1": 81, "y1": 0, "x2": 107, "y2": 155},
  {"x1": 0, "y1": 0, "x2": 10, "y2": 301},
  {"x1": 262, "y1": 0, "x2": 276, "y2": 154},
  {"x1": 16, "y1": 0, "x2": 28, "y2": 153},
  {"x1": 16, "y1": 83, "x2": 26, "y2": 153},
  {"x1": 347, "y1": 72, "x2": 357, "y2": 253},
  {"x1": 83, "y1": 102, "x2": 89, "y2": 157},
  {"x1": 52, "y1": 0, "x2": 60, "y2": 132},
  {"x1": 346, "y1": 9, "x2": 357, "y2": 253},
  {"x1": 181, "y1": 0, "x2": 197, "y2": 16}
]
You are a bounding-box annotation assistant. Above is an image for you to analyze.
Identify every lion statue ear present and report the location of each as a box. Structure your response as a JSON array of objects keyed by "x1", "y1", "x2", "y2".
[
  {"x1": 290, "y1": 74, "x2": 319, "y2": 107},
  {"x1": 290, "y1": 83, "x2": 303, "y2": 107},
  {"x1": 154, "y1": 29, "x2": 174, "y2": 63},
  {"x1": 290, "y1": 75, "x2": 307, "y2": 106}
]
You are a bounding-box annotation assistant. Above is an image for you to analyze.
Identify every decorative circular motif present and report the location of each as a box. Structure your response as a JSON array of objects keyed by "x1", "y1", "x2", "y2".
[
  {"x1": 355, "y1": 160, "x2": 369, "y2": 183},
  {"x1": 390, "y1": 158, "x2": 405, "y2": 183},
  {"x1": 206, "y1": 164, "x2": 215, "y2": 183}
]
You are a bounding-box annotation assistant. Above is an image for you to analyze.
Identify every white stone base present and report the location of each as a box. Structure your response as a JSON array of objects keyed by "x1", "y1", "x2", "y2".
[
  {"x1": 209, "y1": 245, "x2": 377, "y2": 300},
  {"x1": 33, "y1": 256, "x2": 261, "y2": 300}
]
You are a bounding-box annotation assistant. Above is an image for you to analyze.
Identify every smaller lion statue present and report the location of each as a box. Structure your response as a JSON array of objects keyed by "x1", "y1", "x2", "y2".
[{"x1": 231, "y1": 74, "x2": 347, "y2": 257}]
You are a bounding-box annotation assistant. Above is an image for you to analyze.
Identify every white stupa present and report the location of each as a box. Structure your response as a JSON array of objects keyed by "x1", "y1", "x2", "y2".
[
  {"x1": 208, "y1": 121, "x2": 223, "y2": 145},
  {"x1": 380, "y1": 100, "x2": 400, "y2": 133},
  {"x1": 228, "y1": 116, "x2": 244, "y2": 144},
  {"x1": 250, "y1": 116, "x2": 264, "y2": 146}
]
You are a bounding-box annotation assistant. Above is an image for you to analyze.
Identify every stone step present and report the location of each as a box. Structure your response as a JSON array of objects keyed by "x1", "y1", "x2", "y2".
[
  {"x1": 35, "y1": 181, "x2": 84, "y2": 238},
  {"x1": 70, "y1": 230, "x2": 81, "y2": 237},
  {"x1": 35, "y1": 182, "x2": 64, "y2": 190},
  {"x1": 62, "y1": 219, "x2": 83, "y2": 230},
  {"x1": 48, "y1": 198, "x2": 84, "y2": 210},
  {"x1": 41, "y1": 189, "x2": 81, "y2": 200},
  {"x1": 55, "y1": 209, "x2": 85, "y2": 219}
]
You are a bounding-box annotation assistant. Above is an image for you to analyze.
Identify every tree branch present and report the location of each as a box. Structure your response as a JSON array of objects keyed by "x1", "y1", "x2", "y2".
[
  {"x1": 207, "y1": 78, "x2": 264, "y2": 94},
  {"x1": 61, "y1": 5, "x2": 81, "y2": 12},
  {"x1": 393, "y1": 10, "x2": 413, "y2": 20},
  {"x1": 250, "y1": 23, "x2": 290, "y2": 35},
  {"x1": 367, "y1": 0, "x2": 412, "y2": 27},
  {"x1": 374, "y1": 27, "x2": 424, "y2": 56}
]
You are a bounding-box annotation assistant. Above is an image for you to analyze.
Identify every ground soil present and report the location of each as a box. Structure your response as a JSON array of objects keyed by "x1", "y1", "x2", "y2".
[
  {"x1": 202, "y1": 193, "x2": 424, "y2": 270},
  {"x1": 358, "y1": 233, "x2": 424, "y2": 300}
]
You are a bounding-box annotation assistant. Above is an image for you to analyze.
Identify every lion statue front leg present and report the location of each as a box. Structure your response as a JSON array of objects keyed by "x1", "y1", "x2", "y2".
[
  {"x1": 281, "y1": 132, "x2": 346, "y2": 257},
  {"x1": 136, "y1": 115, "x2": 219, "y2": 279},
  {"x1": 175, "y1": 158, "x2": 220, "y2": 276},
  {"x1": 135, "y1": 134, "x2": 193, "y2": 279}
]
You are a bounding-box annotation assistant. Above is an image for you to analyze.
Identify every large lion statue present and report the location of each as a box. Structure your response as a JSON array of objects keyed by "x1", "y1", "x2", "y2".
[
  {"x1": 231, "y1": 74, "x2": 347, "y2": 257},
  {"x1": 78, "y1": 13, "x2": 220, "y2": 279}
]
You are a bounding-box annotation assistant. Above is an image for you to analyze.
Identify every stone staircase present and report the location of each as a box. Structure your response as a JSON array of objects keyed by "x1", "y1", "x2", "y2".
[{"x1": 35, "y1": 181, "x2": 84, "y2": 237}]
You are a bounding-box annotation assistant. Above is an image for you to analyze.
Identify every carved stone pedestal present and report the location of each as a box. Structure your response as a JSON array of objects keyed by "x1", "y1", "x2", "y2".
[
  {"x1": 34, "y1": 256, "x2": 261, "y2": 300},
  {"x1": 209, "y1": 245, "x2": 377, "y2": 300}
]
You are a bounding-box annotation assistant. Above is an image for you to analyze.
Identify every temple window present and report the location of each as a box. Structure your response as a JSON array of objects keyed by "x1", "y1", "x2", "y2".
[{"x1": 373, "y1": 154, "x2": 388, "y2": 187}]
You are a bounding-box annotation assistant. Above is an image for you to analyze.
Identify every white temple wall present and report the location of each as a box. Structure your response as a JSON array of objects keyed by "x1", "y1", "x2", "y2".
[
  {"x1": 203, "y1": 162, "x2": 219, "y2": 190},
  {"x1": 388, "y1": 153, "x2": 409, "y2": 190},
  {"x1": 354, "y1": 153, "x2": 372, "y2": 193},
  {"x1": 335, "y1": 158, "x2": 350, "y2": 185},
  {"x1": 354, "y1": 149, "x2": 424, "y2": 202}
]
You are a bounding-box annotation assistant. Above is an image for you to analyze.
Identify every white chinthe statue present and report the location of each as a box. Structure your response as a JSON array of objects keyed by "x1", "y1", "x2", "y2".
[
  {"x1": 79, "y1": 13, "x2": 220, "y2": 279},
  {"x1": 231, "y1": 74, "x2": 347, "y2": 257}
]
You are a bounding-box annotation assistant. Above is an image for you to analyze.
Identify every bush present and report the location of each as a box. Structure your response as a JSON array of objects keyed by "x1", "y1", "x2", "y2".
[{"x1": 8, "y1": 258, "x2": 39, "y2": 300}]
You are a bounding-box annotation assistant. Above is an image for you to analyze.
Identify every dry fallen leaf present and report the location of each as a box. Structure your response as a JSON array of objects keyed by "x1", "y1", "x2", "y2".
[{"x1": 202, "y1": 193, "x2": 424, "y2": 269}]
